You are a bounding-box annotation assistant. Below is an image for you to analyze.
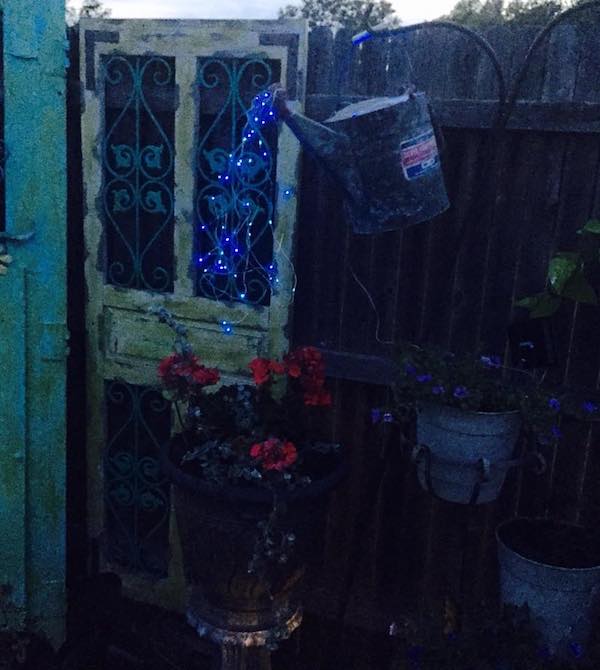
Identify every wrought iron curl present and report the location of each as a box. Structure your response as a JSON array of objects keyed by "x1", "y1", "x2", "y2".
[
  {"x1": 195, "y1": 58, "x2": 280, "y2": 308},
  {"x1": 102, "y1": 55, "x2": 175, "y2": 292}
]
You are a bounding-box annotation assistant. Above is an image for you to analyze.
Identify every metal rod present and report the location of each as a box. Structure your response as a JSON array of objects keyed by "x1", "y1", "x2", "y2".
[
  {"x1": 504, "y1": 0, "x2": 600, "y2": 126},
  {"x1": 352, "y1": 21, "x2": 507, "y2": 120}
]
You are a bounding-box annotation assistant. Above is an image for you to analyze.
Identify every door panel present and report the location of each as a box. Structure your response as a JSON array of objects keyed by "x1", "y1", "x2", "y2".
[
  {"x1": 80, "y1": 19, "x2": 307, "y2": 607},
  {"x1": 0, "y1": 0, "x2": 67, "y2": 645}
]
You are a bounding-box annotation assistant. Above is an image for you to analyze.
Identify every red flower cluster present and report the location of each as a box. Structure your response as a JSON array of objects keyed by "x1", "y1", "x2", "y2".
[
  {"x1": 285, "y1": 347, "x2": 332, "y2": 407},
  {"x1": 249, "y1": 357, "x2": 286, "y2": 386},
  {"x1": 248, "y1": 347, "x2": 332, "y2": 407},
  {"x1": 158, "y1": 353, "x2": 220, "y2": 390},
  {"x1": 250, "y1": 438, "x2": 298, "y2": 472}
]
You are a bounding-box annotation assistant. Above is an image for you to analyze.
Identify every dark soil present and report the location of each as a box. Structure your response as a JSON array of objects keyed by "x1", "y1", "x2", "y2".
[{"x1": 498, "y1": 518, "x2": 600, "y2": 569}]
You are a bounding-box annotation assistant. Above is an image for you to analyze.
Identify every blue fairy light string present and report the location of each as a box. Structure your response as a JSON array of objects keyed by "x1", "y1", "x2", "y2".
[{"x1": 195, "y1": 89, "x2": 297, "y2": 336}]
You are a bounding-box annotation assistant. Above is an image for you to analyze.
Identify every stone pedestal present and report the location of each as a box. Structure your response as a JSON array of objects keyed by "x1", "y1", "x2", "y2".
[{"x1": 187, "y1": 606, "x2": 302, "y2": 670}]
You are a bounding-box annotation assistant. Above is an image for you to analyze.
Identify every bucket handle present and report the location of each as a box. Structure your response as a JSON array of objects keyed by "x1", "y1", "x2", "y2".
[
  {"x1": 411, "y1": 444, "x2": 546, "y2": 505},
  {"x1": 411, "y1": 443, "x2": 487, "y2": 505}
]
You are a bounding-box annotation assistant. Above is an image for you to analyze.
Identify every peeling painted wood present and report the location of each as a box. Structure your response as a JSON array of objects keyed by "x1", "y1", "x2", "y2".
[{"x1": 80, "y1": 17, "x2": 308, "y2": 612}]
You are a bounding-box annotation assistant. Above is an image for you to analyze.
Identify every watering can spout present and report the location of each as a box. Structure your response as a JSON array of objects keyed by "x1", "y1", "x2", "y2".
[{"x1": 275, "y1": 89, "x2": 450, "y2": 234}]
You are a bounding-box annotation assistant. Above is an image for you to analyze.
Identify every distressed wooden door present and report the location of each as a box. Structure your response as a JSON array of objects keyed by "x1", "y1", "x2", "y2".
[
  {"x1": 0, "y1": 0, "x2": 67, "y2": 646},
  {"x1": 80, "y1": 18, "x2": 307, "y2": 608}
]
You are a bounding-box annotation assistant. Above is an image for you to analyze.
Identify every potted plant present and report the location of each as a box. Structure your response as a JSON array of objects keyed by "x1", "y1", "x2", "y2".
[
  {"x1": 391, "y1": 345, "x2": 559, "y2": 505},
  {"x1": 153, "y1": 308, "x2": 345, "y2": 647},
  {"x1": 510, "y1": 219, "x2": 600, "y2": 370},
  {"x1": 496, "y1": 517, "x2": 600, "y2": 659},
  {"x1": 498, "y1": 218, "x2": 600, "y2": 658}
]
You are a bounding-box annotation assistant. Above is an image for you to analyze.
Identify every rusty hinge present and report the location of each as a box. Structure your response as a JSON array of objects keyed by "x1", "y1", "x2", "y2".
[
  {"x1": 40, "y1": 322, "x2": 70, "y2": 362},
  {"x1": 0, "y1": 254, "x2": 12, "y2": 275},
  {"x1": 0, "y1": 229, "x2": 35, "y2": 277}
]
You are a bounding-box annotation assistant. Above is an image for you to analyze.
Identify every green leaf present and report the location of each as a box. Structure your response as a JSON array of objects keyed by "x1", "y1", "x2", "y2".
[
  {"x1": 578, "y1": 219, "x2": 600, "y2": 235},
  {"x1": 515, "y1": 294, "x2": 543, "y2": 309},
  {"x1": 515, "y1": 292, "x2": 561, "y2": 318},
  {"x1": 548, "y1": 253, "x2": 581, "y2": 295},
  {"x1": 561, "y1": 270, "x2": 598, "y2": 305}
]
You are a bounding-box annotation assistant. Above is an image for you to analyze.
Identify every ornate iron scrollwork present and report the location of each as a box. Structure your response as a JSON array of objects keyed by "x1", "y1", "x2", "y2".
[
  {"x1": 101, "y1": 55, "x2": 176, "y2": 292},
  {"x1": 104, "y1": 381, "x2": 171, "y2": 575},
  {"x1": 195, "y1": 57, "x2": 282, "y2": 307}
]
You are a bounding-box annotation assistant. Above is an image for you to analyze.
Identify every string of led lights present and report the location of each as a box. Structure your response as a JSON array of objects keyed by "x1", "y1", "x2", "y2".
[{"x1": 194, "y1": 88, "x2": 298, "y2": 335}]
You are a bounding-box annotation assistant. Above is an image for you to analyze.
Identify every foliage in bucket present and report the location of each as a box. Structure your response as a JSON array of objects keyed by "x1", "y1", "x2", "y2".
[
  {"x1": 390, "y1": 344, "x2": 568, "y2": 446},
  {"x1": 153, "y1": 307, "x2": 340, "y2": 571}
]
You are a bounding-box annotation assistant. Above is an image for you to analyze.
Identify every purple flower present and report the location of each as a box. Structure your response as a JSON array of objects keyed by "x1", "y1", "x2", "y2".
[
  {"x1": 582, "y1": 401, "x2": 598, "y2": 414},
  {"x1": 405, "y1": 363, "x2": 417, "y2": 376},
  {"x1": 371, "y1": 408, "x2": 382, "y2": 424},
  {"x1": 432, "y1": 385, "x2": 446, "y2": 395},
  {"x1": 416, "y1": 373, "x2": 432, "y2": 383},
  {"x1": 480, "y1": 354, "x2": 502, "y2": 369},
  {"x1": 453, "y1": 386, "x2": 469, "y2": 399},
  {"x1": 383, "y1": 412, "x2": 394, "y2": 423},
  {"x1": 569, "y1": 641, "x2": 583, "y2": 658},
  {"x1": 548, "y1": 397, "x2": 561, "y2": 412},
  {"x1": 551, "y1": 425, "x2": 562, "y2": 439}
]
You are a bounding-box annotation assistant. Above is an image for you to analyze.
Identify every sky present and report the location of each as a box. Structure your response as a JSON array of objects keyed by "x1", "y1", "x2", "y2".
[{"x1": 70, "y1": 0, "x2": 458, "y2": 26}]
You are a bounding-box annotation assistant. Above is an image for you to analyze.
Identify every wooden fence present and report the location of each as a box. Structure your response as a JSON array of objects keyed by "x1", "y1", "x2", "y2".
[{"x1": 287, "y1": 19, "x2": 600, "y2": 669}]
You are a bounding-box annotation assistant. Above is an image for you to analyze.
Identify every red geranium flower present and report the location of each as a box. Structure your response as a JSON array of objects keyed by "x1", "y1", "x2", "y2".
[
  {"x1": 192, "y1": 365, "x2": 220, "y2": 387},
  {"x1": 303, "y1": 387, "x2": 332, "y2": 407},
  {"x1": 249, "y1": 357, "x2": 272, "y2": 386},
  {"x1": 250, "y1": 438, "x2": 298, "y2": 471},
  {"x1": 284, "y1": 347, "x2": 330, "y2": 405},
  {"x1": 158, "y1": 353, "x2": 196, "y2": 388},
  {"x1": 158, "y1": 352, "x2": 220, "y2": 389},
  {"x1": 286, "y1": 361, "x2": 302, "y2": 378},
  {"x1": 158, "y1": 353, "x2": 179, "y2": 381},
  {"x1": 269, "y1": 360, "x2": 286, "y2": 375},
  {"x1": 249, "y1": 357, "x2": 286, "y2": 385}
]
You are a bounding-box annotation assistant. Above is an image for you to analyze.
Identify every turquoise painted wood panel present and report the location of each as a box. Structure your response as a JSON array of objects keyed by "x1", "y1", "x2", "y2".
[
  {"x1": 0, "y1": 0, "x2": 67, "y2": 648},
  {"x1": 0, "y1": 267, "x2": 26, "y2": 625}
]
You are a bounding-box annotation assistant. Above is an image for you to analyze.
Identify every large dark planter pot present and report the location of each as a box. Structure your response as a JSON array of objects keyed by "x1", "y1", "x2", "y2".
[
  {"x1": 497, "y1": 518, "x2": 600, "y2": 656},
  {"x1": 161, "y1": 437, "x2": 346, "y2": 644},
  {"x1": 415, "y1": 403, "x2": 521, "y2": 504}
]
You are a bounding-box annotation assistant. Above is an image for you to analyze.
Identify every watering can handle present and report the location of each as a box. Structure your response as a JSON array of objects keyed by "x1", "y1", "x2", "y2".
[
  {"x1": 270, "y1": 84, "x2": 291, "y2": 120},
  {"x1": 271, "y1": 84, "x2": 368, "y2": 212}
]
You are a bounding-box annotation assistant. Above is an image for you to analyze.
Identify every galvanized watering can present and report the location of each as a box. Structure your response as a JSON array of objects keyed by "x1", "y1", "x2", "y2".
[{"x1": 281, "y1": 91, "x2": 450, "y2": 234}]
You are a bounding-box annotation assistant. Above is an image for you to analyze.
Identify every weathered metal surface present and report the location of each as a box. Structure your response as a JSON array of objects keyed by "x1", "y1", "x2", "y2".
[
  {"x1": 286, "y1": 93, "x2": 449, "y2": 234},
  {"x1": 79, "y1": 18, "x2": 307, "y2": 610},
  {"x1": 0, "y1": 0, "x2": 67, "y2": 647},
  {"x1": 415, "y1": 404, "x2": 521, "y2": 504},
  {"x1": 497, "y1": 519, "x2": 600, "y2": 656}
]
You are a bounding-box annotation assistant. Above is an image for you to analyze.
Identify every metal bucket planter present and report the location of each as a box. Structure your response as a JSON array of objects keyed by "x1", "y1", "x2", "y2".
[
  {"x1": 414, "y1": 403, "x2": 521, "y2": 504},
  {"x1": 497, "y1": 518, "x2": 600, "y2": 657},
  {"x1": 161, "y1": 437, "x2": 346, "y2": 648}
]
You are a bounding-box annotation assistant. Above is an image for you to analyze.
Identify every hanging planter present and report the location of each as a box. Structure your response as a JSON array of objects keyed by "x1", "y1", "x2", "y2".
[
  {"x1": 414, "y1": 403, "x2": 522, "y2": 504},
  {"x1": 162, "y1": 436, "x2": 345, "y2": 644},
  {"x1": 496, "y1": 518, "x2": 600, "y2": 657},
  {"x1": 387, "y1": 344, "x2": 561, "y2": 505}
]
